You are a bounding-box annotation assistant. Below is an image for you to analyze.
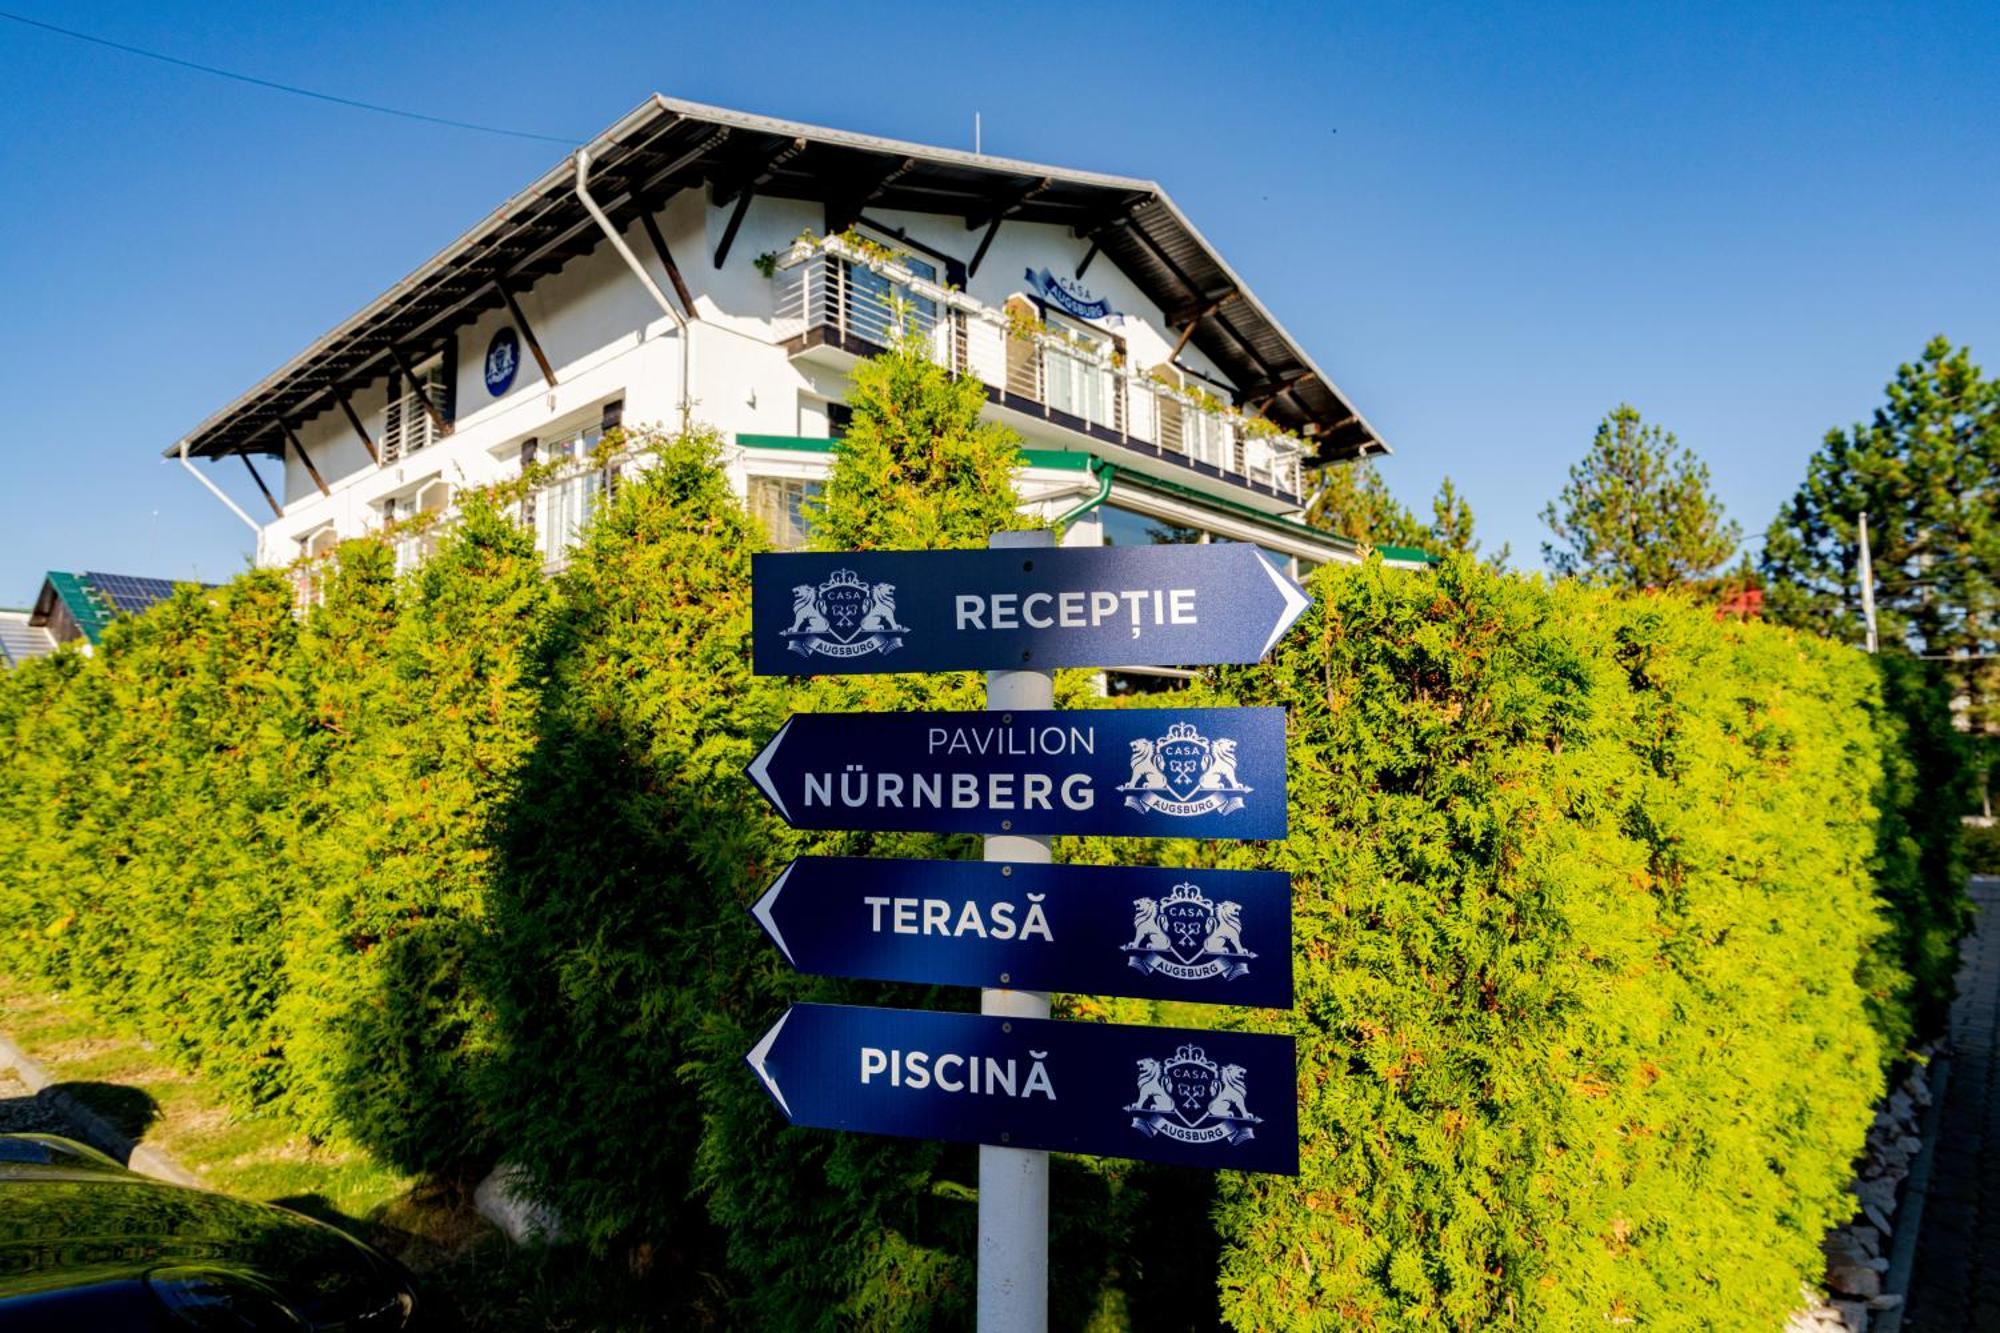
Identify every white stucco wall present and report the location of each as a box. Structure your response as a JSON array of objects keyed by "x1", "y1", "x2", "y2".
[{"x1": 253, "y1": 184, "x2": 1300, "y2": 569}]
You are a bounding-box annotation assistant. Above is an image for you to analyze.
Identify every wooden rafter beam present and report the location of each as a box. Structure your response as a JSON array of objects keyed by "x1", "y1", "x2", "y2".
[
  {"x1": 711, "y1": 137, "x2": 806, "y2": 269},
  {"x1": 636, "y1": 200, "x2": 697, "y2": 319},
  {"x1": 497, "y1": 282, "x2": 560, "y2": 385},
  {"x1": 240, "y1": 453, "x2": 282, "y2": 517},
  {"x1": 1167, "y1": 288, "x2": 1240, "y2": 329},
  {"x1": 334, "y1": 386, "x2": 379, "y2": 465},
  {"x1": 966, "y1": 177, "x2": 1054, "y2": 232},
  {"x1": 1241, "y1": 368, "x2": 1316, "y2": 408},
  {"x1": 826, "y1": 156, "x2": 915, "y2": 236},
  {"x1": 966, "y1": 177, "x2": 1053, "y2": 278},
  {"x1": 1074, "y1": 238, "x2": 1101, "y2": 280},
  {"x1": 387, "y1": 343, "x2": 451, "y2": 436},
  {"x1": 278, "y1": 419, "x2": 331, "y2": 497},
  {"x1": 711, "y1": 136, "x2": 808, "y2": 208},
  {"x1": 714, "y1": 188, "x2": 755, "y2": 270}
]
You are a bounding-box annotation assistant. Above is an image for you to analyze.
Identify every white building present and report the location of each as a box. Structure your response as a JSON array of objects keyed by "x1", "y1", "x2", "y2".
[{"x1": 171, "y1": 97, "x2": 1419, "y2": 625}]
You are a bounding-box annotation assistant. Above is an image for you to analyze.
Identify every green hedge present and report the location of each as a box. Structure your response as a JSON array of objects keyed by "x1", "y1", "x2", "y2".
[
  {"x1": 0, "y1": 431, "x2": 1968, "y2": 1329},
  {"x1": 1195, "y1": 562, "x2": 1915, "y2": 1328}
]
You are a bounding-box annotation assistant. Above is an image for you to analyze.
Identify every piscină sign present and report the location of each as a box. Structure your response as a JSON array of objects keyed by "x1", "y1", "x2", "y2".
[
  {"x1": 744, "y1": 706, "x2": 1287, "y2": 840},
  {"x1": 750, "y1": 545, "x2": 1311, "y2": 675},
  {"x1": 746, "y1": 1003, "x2": 1298, "y2": 1175},
  {"x1": 752, "y1": 857, "x2": 1293, "y2": 1008}
]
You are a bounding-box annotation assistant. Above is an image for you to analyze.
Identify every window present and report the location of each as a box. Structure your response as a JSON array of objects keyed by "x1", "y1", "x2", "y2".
[
  {"x1": 846, "y1": 230, "x2": 940, "y2": 342},
  {"x1": 749, "y1": 476, "x2": 822, "y2": 551},
  {"x1": 390, "y1": 480, "x2": 452, "y2": 574},
  {"x1": 1214, "y1": 535, "x2": 1299, "y2": 580},
  {"x1": 1099, "y1": 504, "x2": 1203, "y2": 548},
  {"x1": 525, "y1": 402, "x2": 624, "y2": 565},
  {"x1": 1041, "y1": 311, "x2": 1112, "y2": 426},
  {"x1": 382, "y1": 357, "x2": 448, "y2": 463}
]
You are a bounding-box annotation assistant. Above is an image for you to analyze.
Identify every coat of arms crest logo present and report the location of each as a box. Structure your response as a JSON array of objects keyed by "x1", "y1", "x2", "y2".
[
  {"x1": 1116, "y1": 720, "x2": 1252, "y2": 817},
  {"x1": 780, "y1": 569, "x2": 910, "y2": 661},
  {"x1": 1121, "y1": 882, "x2": 1254, "y2": 982},
  {"x1": 1125, "y1": 1043, "x2": 1262, "y2": 1147}
]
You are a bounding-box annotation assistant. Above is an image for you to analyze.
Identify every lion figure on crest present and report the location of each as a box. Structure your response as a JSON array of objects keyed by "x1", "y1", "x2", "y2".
[
  {"x1": 859, "y1": 582, "x2": 905, "y2": 633},
  {"x1": 1197, "y1": 738, "x2": 1242, "y2": 790},
  {"x1": 1128, "y1": 1059, "x2": 1174, "y2": 1113},
  {"x1": 1125, "y1": 739, "x2": 1170, "y2": 789},
  {"x1": 1203, "y1": 901, "x2": 1248, "y2": 955},
  {"x1": 1208, "y1": 1064, "x2": 1254, "y2": 1122},
  {"x1": 1125, "y1": 898, "x2": 1171, "y2": 952},
  {"x1": 785, "y1": 584, "x2": 830, "y2": 635}
]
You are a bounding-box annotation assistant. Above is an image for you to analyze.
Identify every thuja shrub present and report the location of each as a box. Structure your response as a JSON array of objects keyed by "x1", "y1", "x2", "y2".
[
  {"x1": 279, "y1": 500, "x2": 554, "y2": 1169},
  {"x1": 480, "y1": 425, "x2": 1125, "y2": 1327},
  {"x1": 1193, "y1": 558, "x2": 1907, "y2": 1330},
  {"x1": 0, "y1": 574, "x2": 310, "y2": 1107}
]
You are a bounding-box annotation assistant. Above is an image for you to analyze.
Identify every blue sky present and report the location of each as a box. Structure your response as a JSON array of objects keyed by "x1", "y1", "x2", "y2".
[{"x1": 2, "y1": 1, "x2": 1995, "y2": 597}]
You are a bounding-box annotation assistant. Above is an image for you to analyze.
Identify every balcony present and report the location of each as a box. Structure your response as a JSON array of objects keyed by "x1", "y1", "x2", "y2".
[{"x1": 771, "y1": 238, "x2": 1307, "y2": 504}]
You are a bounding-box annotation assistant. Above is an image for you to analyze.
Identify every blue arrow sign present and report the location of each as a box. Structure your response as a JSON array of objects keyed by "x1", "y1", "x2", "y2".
[
  {"x1": 746, "y1": 1003, "x2": 1298, "y2": 1175},
  {"x1": 751, "y1": 544, "x2": 1311, "y2": 675},
  {"x1": 753, "y1": 857, "x2": 1293, "y2": 1008},
  {"x1": 745, "y1": 706, "x2": 1286, "y2": 840}
]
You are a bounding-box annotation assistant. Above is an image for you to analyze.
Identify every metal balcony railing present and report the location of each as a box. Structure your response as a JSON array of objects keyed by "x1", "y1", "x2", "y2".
[{"x1": 772, "y1": 239, "x2": 1307, "y2": 498}]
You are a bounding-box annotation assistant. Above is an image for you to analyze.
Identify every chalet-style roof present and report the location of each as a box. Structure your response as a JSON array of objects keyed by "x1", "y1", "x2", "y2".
[{"x1": 171, "y1": 95, "x2": 1388, "y2": 465}]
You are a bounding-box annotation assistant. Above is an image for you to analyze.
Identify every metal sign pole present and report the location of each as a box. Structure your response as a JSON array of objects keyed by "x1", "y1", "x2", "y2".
[{"x1": 978, "y1": 528, "x2": 1052, "y2": 1333}]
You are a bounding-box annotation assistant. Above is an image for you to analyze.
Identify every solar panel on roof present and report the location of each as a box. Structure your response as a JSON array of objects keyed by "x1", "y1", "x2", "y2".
[{"x1": 81, "y1": 573, "x2": 181, "y2": 615}]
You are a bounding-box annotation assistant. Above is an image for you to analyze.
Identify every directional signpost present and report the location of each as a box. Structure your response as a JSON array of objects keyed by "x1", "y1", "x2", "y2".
[
  {"x1": 746, "y1": 1004, "x2": 1299, "y2": 1176},
  {"x1": 745, "y1": 705, "x2": 1289, "y2": 841},
  {"x1": 752, "y1": 857, "x2": 1293, "y2": 1009},
  {"x1": 743, "y1": 532, "x2": 1311, "y2": 1333},
  {"x1": 752, "y1": 542, "x2": 1311, "y2": 675}
]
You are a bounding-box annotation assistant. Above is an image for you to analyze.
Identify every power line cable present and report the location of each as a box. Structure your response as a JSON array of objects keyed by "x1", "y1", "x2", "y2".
[{"x1": 0, "y1": 9, "x2": 579, "y2": 145}]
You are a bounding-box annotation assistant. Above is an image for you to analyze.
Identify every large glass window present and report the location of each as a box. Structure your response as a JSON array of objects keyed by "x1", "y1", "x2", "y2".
[
  {"x1": 1042, "y1": 312, "x2": 1111, "y2": 425},
  {"x1": 1213, "y1": 535, "x2": 1298, "y2": 579},
  {"x1": 846, "y1": 234, "x2": 939, "y2": 342},
  {"x1": 1099, "y1": 503, "x2": 1204, "y2": 548},
  {"x1": 749, "y1": 476, "x2": 822, "y2": 551}
]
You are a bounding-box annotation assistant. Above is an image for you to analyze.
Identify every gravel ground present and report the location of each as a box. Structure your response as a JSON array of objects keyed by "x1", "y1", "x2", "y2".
[{"x1": 0, "y1": 1065, "x2": 88, "y2": 1137}]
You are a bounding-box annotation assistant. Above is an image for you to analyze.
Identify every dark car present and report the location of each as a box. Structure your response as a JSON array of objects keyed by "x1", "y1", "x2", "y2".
[{"x1": 0, "y1": 1133, "x2": 417, "y2": 1330}]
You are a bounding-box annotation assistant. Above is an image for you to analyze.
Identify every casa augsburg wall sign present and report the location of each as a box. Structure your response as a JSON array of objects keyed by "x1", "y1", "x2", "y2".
[
  {"x1": 744, "y1": 706, "x2": 1288, "y2": 840},
  {"x1": 752, "y1": 857, "x2": 1293, "y2": 1008},
  {"x1": 751, "y1": 544, "x2": 1311, "y2": 675},
  {"x1": 747, "y1": 1004, "x2": 1299, "y2": 1175}
]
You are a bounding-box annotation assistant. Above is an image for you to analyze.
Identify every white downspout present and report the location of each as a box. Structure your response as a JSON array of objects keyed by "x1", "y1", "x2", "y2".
[
  {"x1": 176, "y1": 438, "x2": 262, "y2": 534},
  {"x1": 574, "y1": 148, "x2": 692, "y2": 434}
]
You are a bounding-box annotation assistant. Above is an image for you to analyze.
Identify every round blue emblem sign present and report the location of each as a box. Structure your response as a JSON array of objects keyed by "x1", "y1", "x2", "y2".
[{"x1": 484, "y1": 326, "x2": 521, "y2": 396}]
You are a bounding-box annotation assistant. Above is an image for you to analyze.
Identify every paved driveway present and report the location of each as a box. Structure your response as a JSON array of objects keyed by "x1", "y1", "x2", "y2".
[{"x1": 1904, "y1": 876, "x2": 2000, "y2": 1331}]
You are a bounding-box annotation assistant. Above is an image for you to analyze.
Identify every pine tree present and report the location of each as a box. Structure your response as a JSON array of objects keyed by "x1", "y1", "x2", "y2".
[
  {"x1": 806, "y1": 325, "x2": 1030, "y2": 550},
  {"x1": 1300, "y1": 461, "x2": 1429, "y2": 549},
  {"x1": 1429, "y1": 475, "x2": 1509, "y2": 569},
  {"x1": 1540, "y1": 404, "x2": 1740, "y2": 588},
  {"x1": 1762, "y1": 336, "x2": 2000, "y2": 729}
]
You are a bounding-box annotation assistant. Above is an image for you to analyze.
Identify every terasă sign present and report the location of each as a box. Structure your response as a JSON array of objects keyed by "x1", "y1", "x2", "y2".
[{"x1": 751, "y1": 857, "x2": 1293, "y2": 1008}]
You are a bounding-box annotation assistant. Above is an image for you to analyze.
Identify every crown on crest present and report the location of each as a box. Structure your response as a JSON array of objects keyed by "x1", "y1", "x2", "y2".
[
  {"x1": 821, "y1": 569, "x2": 869, "y2": 592},
  {"x1": 1160, "y1": 882, "x2": 1212, "y2": 910},
  {"x1": 1161, "y1": 721, "x2": 1205, "y2": 744},
  {"x1": 1170, "y1": 1044, "x2": 1218, "y2": 1075}
]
